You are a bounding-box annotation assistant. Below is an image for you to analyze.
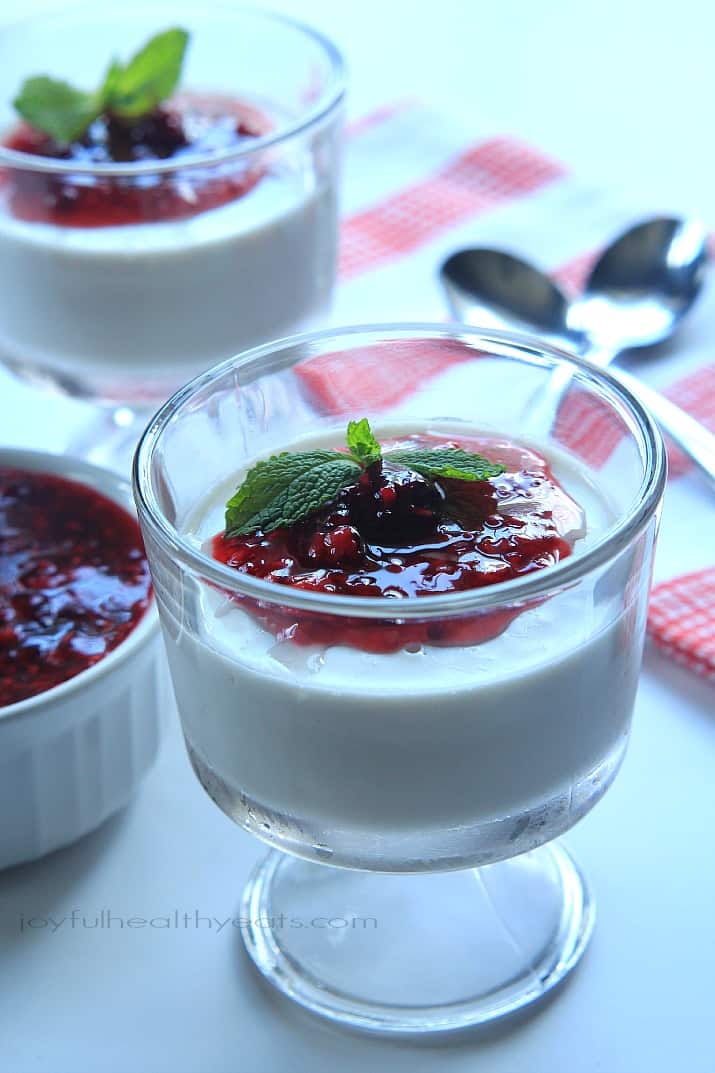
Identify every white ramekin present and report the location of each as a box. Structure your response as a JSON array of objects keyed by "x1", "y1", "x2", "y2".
[{"x1": 0, "y1": 448, "x2": 164, "y2": 869}]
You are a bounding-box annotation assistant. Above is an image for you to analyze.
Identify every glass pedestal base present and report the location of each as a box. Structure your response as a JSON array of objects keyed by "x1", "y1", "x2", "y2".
[
  {"x1": 241, "y1": 842, "x2": 594, "y2": 1035},
  {"x1": 68, "y1": 405, "x2": 152, "y2": 473}
]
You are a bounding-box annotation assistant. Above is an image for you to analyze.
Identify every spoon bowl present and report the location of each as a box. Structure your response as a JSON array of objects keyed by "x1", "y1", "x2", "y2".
[
  {"x1": 439, "y1": 217, "x2": 715, "y2": 489},
  {"x1": 568, "y1": 216, "x2": 709, "y2": 351},
  {"x1": 441, "y1": 248, "x2": 575, "y2": 340}
]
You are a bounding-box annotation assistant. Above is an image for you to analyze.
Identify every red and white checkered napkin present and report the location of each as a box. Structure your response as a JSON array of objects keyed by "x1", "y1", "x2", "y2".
[
  {"x1": 649, "y1": 569, "x2": 715, "y2": 679},
  {"x1": 306, "y1": 101, "x2": 715, "y2": 678}
]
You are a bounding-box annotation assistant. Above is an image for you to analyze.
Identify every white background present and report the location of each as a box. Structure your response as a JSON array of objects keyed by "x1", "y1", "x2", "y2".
[{"x1": 1, "y1": 3, "x2": 714, "y2": 1073}]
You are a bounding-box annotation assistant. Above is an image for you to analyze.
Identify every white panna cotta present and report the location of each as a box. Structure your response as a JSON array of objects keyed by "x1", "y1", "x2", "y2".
[
  {"x1": 160, "y1": 430, "x2": 640, "y2": 870},
  {"x1": 0, "y1": 169, "x2": 336, "y2": 402}
]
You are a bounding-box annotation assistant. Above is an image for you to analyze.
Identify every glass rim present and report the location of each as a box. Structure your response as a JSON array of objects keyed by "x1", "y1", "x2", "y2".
[
  {"x1": 132, "y1": 322, "x2": 667, "y2": 621},
  {"x1": 0, "y1": 1, "x2": 346, "y2": 178}
]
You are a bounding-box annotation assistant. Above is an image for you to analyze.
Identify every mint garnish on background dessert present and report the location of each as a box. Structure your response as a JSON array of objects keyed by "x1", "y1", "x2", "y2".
[
  {"x1": 224, "y1": 419, "x2": 506, "y2": 537},
  {"x1": 13, "y1": 27, "x2": 189, "y2": 144},
  {"x1": 5, "y1": 25, "x2": 270, "y2": 223}
]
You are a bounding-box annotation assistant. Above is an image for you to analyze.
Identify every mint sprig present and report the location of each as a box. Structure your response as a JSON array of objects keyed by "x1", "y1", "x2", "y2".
[
  {"x1": 106, "y1": 29, "x2": 189, "y2": 119},
  {"x1": 12, "y1": 78, "x2": 104, "y2": 145},
  {"x1": 386, "y1": 446, "x2": 505, "y2": 483},
  {"x1": 224, "y1": 419, "x2": 506, "y2": 538},
  {"x1": 13, "y1": 28, "x2": 189, "y2": 144},
  {"x1": 346, "y1": 418, "x2": 382, "y2": 467},
  {"x1": 225, "y1": 452, "x2": 361, "y2": 538}
]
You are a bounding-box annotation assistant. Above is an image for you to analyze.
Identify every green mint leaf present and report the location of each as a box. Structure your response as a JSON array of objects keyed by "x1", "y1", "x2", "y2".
[
  {"x1": 346, "y1": 418, "x2": 382, "y2": 467},
  {"x1": 100, "y1": 58, "x2": 124, "y2": 104},
  {"x1": 108, "y1": 28, "x2": 189, "y2": 118},
  {"x1": 225, "y1": 451, "x2": 361, "y2": 537},
  {"x1": 385, "y1": 447, "x2": 506, "y2": 483},
  {"x1": 12, "y1": 27, "x2": 189, "y2": 142},
  {"x1": 13, "y1": 77, "x2": 103, "y2": 143}
]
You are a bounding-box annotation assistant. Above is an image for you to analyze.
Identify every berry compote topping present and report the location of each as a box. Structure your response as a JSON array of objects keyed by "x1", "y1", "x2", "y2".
[
  {"x1": 212, "y1": 435, "x2": 585, "y2": 653},
  {"x1": 1, "y1": 93, "x2": 270, "y2": 227},
  {"x1": 0, "y1": 468, "x2": 152, "y2": 706}
]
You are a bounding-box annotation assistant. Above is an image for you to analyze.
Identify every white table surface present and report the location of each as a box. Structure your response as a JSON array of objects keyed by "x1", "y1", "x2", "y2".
[{"x1": 1, "y1": 2, "x2": 714, "y2": 1072}]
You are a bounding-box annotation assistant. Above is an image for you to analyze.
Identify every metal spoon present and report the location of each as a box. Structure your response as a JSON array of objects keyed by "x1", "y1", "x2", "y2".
[
  {"x1": 441, "y1": 246, "x2": 582, "y2": 343},
  {"x1": 441, "y1": 222, "x2": 715, "y2": 487},
  {"x1": 569, "y1": 216, "x2": 708, "y2": 357}
]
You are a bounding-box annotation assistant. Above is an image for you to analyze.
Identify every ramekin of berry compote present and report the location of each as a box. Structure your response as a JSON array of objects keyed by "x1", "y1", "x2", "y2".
[
  {"x1": 133, "y1": 324, "x2": 666, "y2": 1034},
  {"x1": 0, "y1": 4, "x2": 344, "y2": 453},
  {"x1": 0, "y1": 448, "x2": 162, "y2": 869}
]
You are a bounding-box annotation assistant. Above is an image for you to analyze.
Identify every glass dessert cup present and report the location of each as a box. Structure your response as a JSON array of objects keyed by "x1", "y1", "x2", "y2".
[
  {"x1": 133, "y1": 324, "x2": 666, "y2": 1034},
  {"x1": 0, "y1": 2, "x2": 344, "y2": 466}
]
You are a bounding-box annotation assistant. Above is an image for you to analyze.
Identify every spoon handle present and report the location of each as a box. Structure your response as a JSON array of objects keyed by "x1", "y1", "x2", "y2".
[
  {"x1": 611, "y1": 367, "x2": 715, "y2": 487},
  {"x1": 527, "y1": 344, "x2": 715, "y2": 488}
]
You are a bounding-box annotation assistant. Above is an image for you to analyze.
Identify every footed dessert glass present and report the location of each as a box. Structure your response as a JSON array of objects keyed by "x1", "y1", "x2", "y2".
[
  {"x1": 134, "y1": 325, "x2": 666, "y2": 1034},
  {"x1": 0, "y1": 2, "x2": 344, "y2": 462}
]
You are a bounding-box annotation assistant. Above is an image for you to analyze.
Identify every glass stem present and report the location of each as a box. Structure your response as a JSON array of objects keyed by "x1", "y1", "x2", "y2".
[{"x1": 67, "y1": 403, "x2": 151, "y2": 473}]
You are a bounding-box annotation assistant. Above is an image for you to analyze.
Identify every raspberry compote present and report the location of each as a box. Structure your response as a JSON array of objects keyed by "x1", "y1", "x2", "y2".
[
  {"x1": 0, "y1": 468, "x2": 152, "y2": 706},
  {"x1": 1, "y1": 93, "x2": 270, "y2": 227},
  {"x1": 211, "y1": 435, "x2": 585, "y2": 653}
]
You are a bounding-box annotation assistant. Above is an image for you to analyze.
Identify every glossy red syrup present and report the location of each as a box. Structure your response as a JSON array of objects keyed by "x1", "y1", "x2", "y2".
[
  {"x1": 1, "y1": 93, "x2": 270, "y2": 227},
  {"x1": 212, "y1": 436, "x2": 582, "y2": 653},
  {"x1": 0, "y1": 468, "x2": 152, "y2": 706}
]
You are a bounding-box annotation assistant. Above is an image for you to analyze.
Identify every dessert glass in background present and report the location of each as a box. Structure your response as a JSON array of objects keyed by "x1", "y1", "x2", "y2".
[
  {"x1": 0, "y1": 2, "x2": 344, "y2": 464},
  {"x1": 133, "y1": 325, "x2": 666, "y2": 1034}
]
